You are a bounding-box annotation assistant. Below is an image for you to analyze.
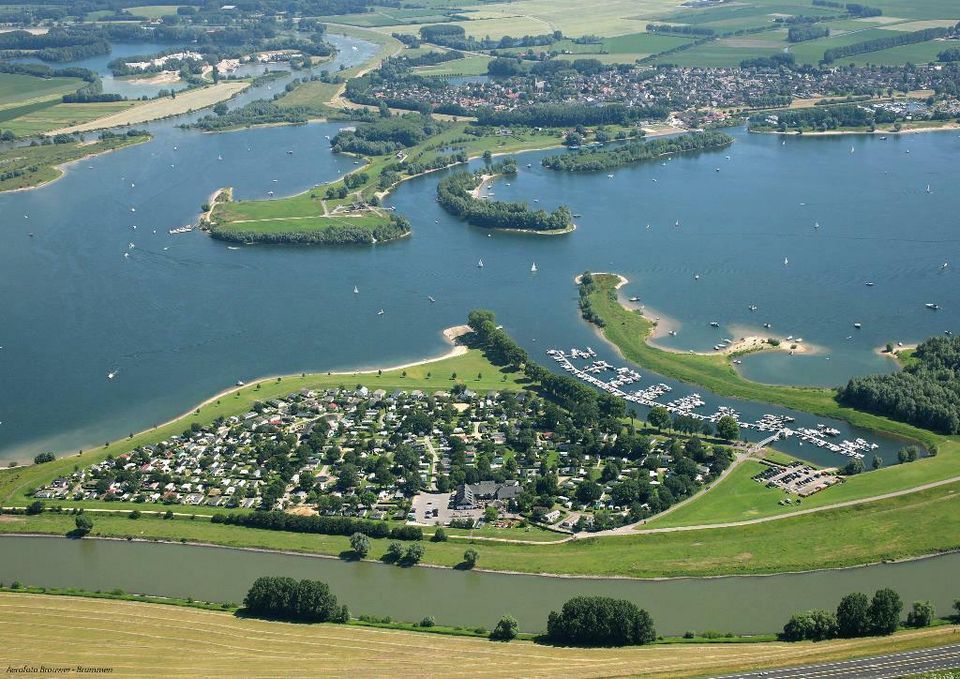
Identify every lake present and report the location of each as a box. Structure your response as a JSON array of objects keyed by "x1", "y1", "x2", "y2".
[
  {"x1": 2, "y1": 536, "x2": 958, "y2": 635},
  {"x1": 0, "y1": 34, "x2": 957, "y2": 470}
]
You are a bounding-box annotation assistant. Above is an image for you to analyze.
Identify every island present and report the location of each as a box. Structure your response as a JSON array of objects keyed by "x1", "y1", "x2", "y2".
[
  {"x1": 541, "y1": 131, "x2": 734, "y2": 172},
  {"x1": 436, "y1": 160, "x2": 574, "y2": 234}
]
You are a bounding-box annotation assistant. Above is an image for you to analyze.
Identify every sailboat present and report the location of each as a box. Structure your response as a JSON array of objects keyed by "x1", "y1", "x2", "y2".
[
  {"x1": 353, "y1": 286, "x2": 359, "y2": 294},
  {"x1": 926, "y1": 184, "x2": 932, "y2": 194},
  {"x1": 814, "y1": 222, "x2": 820, "y2": 230},
  {"x1": 377, "y1": 309, "x2": 384, "y2": 316},
  {"x1": 850, "y1": 146, "x2": 855, "y2": 154},
  {"x1": 428, "y1": 296, "x2": 436, "y2": 303},
  {"x1": 477, "y1": 259, "x2": 484, "y2": 268},
  {"x1": 530, "y1": 262, "x2": 538, "y2": 273},
  {"x1": 784, "y1": 257, "x2": 789, "y2": 266},
  {"x1": 942, "y1": 262, "x2": 949, "y2": 270}
]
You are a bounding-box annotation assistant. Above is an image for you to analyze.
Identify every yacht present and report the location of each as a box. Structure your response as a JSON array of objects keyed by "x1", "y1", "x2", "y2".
[
  {"x1": 925, "y1": 303, "x2": 940, "y2": 310},
  {"x1": 477, "y1": 259, "x2": 484, "y2": 268},
  {"x1": 428, "y1": 296, "x2": 436, "y2": 303},
  {"x1": 865, "y1": 281, "x2": 875, "y2": 287},
  {"x1": 763, "y1": 323, "x2": 771, "y2": 329},
  {"x1": 694, "y1": 274, "x2": 700, "y2": 280},
  {"x1": 709, "y1": 321, "x2": 720, "y2": 328},
  {"x1": 377, "y1": 309, "x2": 384, "y2": 316},
  {"x1": 530, "y1": 262, "x2": 537, "y2": 273},
  {"x1": 853, "y1": 322, "x2": 862, "y2": 329},
  {"x1": 784, "y1": 257, "x2": 789, "y2": 266}
]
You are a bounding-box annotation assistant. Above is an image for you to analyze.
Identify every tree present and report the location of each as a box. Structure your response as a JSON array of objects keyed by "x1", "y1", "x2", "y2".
[
  {"x1": 546, "y1": 596, "x2": 656, "y2": 646},
  {"x1": 386, "y1": 541, "x2": 404, "y2": 561},
  {"x1": 715, "y1": 415, "x2": 739, "y2": 441},
  {"x1": 868, "y1": 588, "x2": 903, "y2": 635},
  {"x1": 483, "y1": 505, "x2": 499, "y2": 523},
  {"x1": 576, "y1": 480, "x2": 602, "y2": 505},
  {"x1": 403, "y1": 542, "x2": 425, "y2": 564},
  {"x1": 782, "y1": 609, "x2": 837, "y2": 642},
  {"x1": 349, "y1": 532, "x2": 370, "y2": 558},
  {"x1": 836, "y1": 592, "x2": 870, "y2": 638},
  {"x1": 490, "y1": 614, "x2": 519, "y2": 641},
  {"x1": 431, "y1": 527, "x2": 448, "y2": 542},
  {"x1": 647, "y1": 406, "x2": 671, "y2": 431},
  {"x1": 26, "y1": 500, "x2": 44, "y2": 515},
  {"x1": 74, "y1": 514, "x2": 93, "y2": 535},
  {"x1": 842, "y1": 458, "x2": 864, "y2": 475},
  {"x1": 243, "y1": 576, "x2": 342, "y2": 623},
  {"x1": 872, "y1": 455, "x2": 883, "y2": 470},
  {"x1": 906, "y1": 600, "x2": 935, "y2": 628},
  {"x1": 463, "y1": 548, "x2": 479, "y2": 568},
  {"x1": 33, "y1": 452, "x2": 55, "y2": 464}
]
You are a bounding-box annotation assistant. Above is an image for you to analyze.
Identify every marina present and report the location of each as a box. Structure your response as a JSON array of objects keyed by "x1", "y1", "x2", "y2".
[{"x1": 547, "y1": 348, "x2": 873, "y2": 460}]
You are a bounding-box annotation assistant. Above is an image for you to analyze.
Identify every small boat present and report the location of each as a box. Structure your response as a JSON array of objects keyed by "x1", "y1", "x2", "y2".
[
  {"x1": 130, "y1": 208, "x2": 136, "y2": 212},
  {"x1": 628, "y1": 297, "x2": 640, "y2": 302},
  {"x1": 573, "y1": 213, "x2": 582, "y2": 218},
  {"x1": 428, "y1": 296, "x2": 436, "y2": 303},
  {"x1": 377, "y1": 309, "x2": 384, "y2": 316},
  {"x1": 784, "y1": 257, "x2": 789, "y2": 266},
  {"x1": 814, "y1": 222, "x2": 820, "y2": 230},
  {"x1": 668, "y1": 330, "x2": 677, "y2": 337},
  {"x1": 107, "y1": 371, "x2": 117, "y2": 380},
  {"x1": 477, "y1": 259, "x2": 484, "y2": 268},
  {"x1": 748, "y1": 305, "x2": 758, "y2": 312},
  {"x1": 675, "y1": 219, "x2": 680, "y2": 227},
  {"x1": 715, "y1": 168, "x2": 720, "y2": 172},
  {"x1": 850, "y1": 146, "x2": 855, "y2": 154},
  {"x1": 926, "y1": 184, "x2": 931, "y2": 194},
  {"x1": 865, "y1": 282, "x2": 875, "y2": 287},
  {"x1": 607, "y1": 174, "x2": 614, "y2": 178},
  {"x1": 217, "y1": 155, "x2": 223, "y2": 161},
  {"x1": 880, "y1": 136, "x2": 887, "y2": 140},
  {"x1": 353, "y1": 286, "x2": 359, "y2": 294},
  {"x1": 709, "y1": 321, "x2": 720, "y2": 328},
  {"x1": 763, "y1": 323, "x2": 771, "y2": 329},
  {"x1": 853, "y1": 322, "x2": 862, "y2": 329},
  {"x1": 287, "y1": 150, "x2": 293, "y2": 155},
  {"x1": 530, "y1": 262, "x2": 537, "y2": 273},
  {"x1": 236, "y1": 380, "x2": 245, "y2": 386},
  {"x1": 941, "y1": 262, "x2": 949, "y2": 270},
  {"x1": 925, "y1": 303, "x2": 940, "y2": 310},
  {"x1": 694, "y1": 274, "x2": 700, "y2": 280}
]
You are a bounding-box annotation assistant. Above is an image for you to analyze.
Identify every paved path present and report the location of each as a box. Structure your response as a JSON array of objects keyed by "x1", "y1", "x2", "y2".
[{"x1": 713, "y1": 643, "x2": 960, "y2": 679}]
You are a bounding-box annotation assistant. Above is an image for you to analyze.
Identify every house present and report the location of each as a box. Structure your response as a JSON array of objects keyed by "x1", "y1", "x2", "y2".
[{"x1": 452, "y1": 480, "x2": 520, "y2": 510}]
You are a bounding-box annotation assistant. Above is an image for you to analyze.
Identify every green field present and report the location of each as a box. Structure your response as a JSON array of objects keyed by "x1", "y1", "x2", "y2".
[
  {"x1": 413, "y1": 54, "x2": 492, "y2": 76},
  {"x1": 127, "y1": 4, "x2": 181, "y2": 18},
  {"x1": 1, "y1": 101, "x2": 134, "y2": 137},
  {"x1": 4, "y1": 594, "x2": 957, "y2": 679},
  {"x1": 0, "y1": 72, "x2": 83, "y2": 110},
  {"x1": 4, "y1": 478, "x2": 960, "y2": 578},
  {"x1": 0, "y1": 134, "x2": 149, "y2": 192},
  {"x1": 786, "y1": 27, "x2": 908, "y2": 64},
  {"x1": 319, "y1": 7, "x2": 463, "y2": 27}
]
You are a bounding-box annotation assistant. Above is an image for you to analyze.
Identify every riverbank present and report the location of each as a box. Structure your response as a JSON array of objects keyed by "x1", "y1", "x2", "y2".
[
  {"x1": 5, "y1": 593, "x2": 957, "y2": 678},
  {"x1": 750, "y1": 121, "x2": 960, "y2": 137},
  {"x1": 0, "y1": 134, "x2": 151, "y2": 194}
]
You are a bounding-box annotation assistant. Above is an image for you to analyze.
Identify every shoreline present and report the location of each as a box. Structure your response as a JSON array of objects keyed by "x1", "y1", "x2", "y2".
[
  {"x1": 3, "y1": 532, "x2": 959, "y2": 583},
  {"x1": 875, "y1": 342, "x2": 918, "y2": 367},
  {"x1": 750, "y1": 122, "x2": 960, "y2": 137},
  {"x1": 0, "y1": 135, "x2": 152, "y2": 195}
]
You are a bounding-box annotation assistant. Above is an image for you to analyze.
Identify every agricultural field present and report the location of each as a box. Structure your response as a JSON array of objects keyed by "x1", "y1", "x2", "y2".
[
  {"x1": 127, "y1": 4, "x2": 183, "y2": 18},
  {"x1": 3, "y1": 594, "x2": 958, "y2": 679},
  {"x1": 413, "y1": 54, "x2": 491, "y2": 76},
  {"x1": 319, "y1": 7, "x2": 464, "y2": 27},
  {"x1": 0, "y1": 72, "x2": 82, "y2": 109}
]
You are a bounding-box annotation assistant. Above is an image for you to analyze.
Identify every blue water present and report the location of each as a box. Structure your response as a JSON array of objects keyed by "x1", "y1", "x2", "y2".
[{"x1": 1, "y1": 37, "x2": 957, "y2": 468}]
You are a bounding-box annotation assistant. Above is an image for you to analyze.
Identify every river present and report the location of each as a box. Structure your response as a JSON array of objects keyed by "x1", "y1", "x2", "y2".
[
  {"x1": 0, "y1": 34, "x2": 957, "y2": 468},
  {"x1": 1, "y1": 536, "x2": 957, "y2": 635}
]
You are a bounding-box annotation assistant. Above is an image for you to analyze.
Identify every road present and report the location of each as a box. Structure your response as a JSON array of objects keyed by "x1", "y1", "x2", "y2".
[{"x1": 713, "y1": 643, "x2": 960, "y2": 679}]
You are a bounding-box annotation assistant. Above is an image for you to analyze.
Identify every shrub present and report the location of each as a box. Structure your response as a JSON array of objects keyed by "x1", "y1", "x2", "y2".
[
  {"x1": 33, "y1": 452, "x2": 55, "y2": 464},
  {"x1": 782, "y1": 609, "x2": 837, "y2": 641},
  {"x1": 243, "y1": 576, "x2": 343, "y2": 623},
  {"x1": 349, "y1": 532, "x2": 370, "y2": 558},
  {"x1": 431, "y1": 527, "x2": 448, "y2": 542},
  {"x1": 419, "y1": 616, "x2": 435, "y2": 628},
  {"x1": 906, "y1": 600, "x2": 935, "y2": 628},
  {"x1": 490, "y1": 614, "x2": 519, "y2": 641},
  {"x1": 462, "y1": 548, "x2": 479, "y2": 568}
]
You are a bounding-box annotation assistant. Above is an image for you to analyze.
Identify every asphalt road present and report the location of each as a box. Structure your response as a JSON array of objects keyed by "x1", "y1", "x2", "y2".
[{"x1": 713, "y1": 643, "x2": 960, "y2": 679}]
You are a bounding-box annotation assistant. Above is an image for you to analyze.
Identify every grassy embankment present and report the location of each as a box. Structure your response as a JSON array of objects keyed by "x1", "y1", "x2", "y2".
[
  {"x1": 0, "y1": 134, "x2": 150, "y2": 192},
  {"x1": 4, "y1": 475, "x2": 960, "y2": 578},
  {"x1": 581, "y1": 273, "x2": 960, "y2": 524},
  {"x1": 2, "y1": 593, "x2": 959, "y2": 678},
  {"x1": 209, "y1": 121, "x2": 567, "y2": 241}
]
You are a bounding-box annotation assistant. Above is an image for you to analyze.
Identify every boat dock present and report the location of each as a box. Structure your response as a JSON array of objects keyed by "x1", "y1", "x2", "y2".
[{"x1": 547, "y1": 347, "x2": 869, "y2": 459}]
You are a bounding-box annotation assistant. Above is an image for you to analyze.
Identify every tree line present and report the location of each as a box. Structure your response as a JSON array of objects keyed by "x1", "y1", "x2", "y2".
[
  {"x1": 838, "y1": 335, "x2": 960, "y2": 434},
  {"x1": 209, "y1": 213, "x2": 411, "y2": 246},
  {"x1": 331, "y1": 114, "x2": 448, "y2": 155},
  {"x1": 541, "y1": 131, "x2": 734, "y2": 173},
  {"x1": 646, "y1": 24, "x2": 715, "y2": 37},
  {"x1": 244, "y1": 576, "x2": 349, "y2": 623},
  {"x1": 436, "y1": 164, "x2": 573, "y2": 232},
  {"x1": 474, "y1": 103, "x2": 670, "y2": 128},
  {"x1": 823, "y1": 27, "x2": 948, "y2": 64},
  {"x1": 782, "y1": 588, "x2": 940, "y2": 642},
  {"x1": 788, "y1": 25, "x2": 830, "y2": 43},
  {"x1": 212, "y1": 509, "x2": 423, "y2": 540}
]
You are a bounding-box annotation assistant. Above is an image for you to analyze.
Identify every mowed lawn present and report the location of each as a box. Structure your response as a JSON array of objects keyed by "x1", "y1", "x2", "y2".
[
  {"x1": 2, "y1": 594, "x2": 958, "y2": 678},
  {"x1": 0, "y1": 72, "x2": 82, "y2": 108}
]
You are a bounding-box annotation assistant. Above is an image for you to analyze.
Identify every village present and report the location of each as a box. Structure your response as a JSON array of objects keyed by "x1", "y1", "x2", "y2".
[{"x1": 31, "y1": 383, "x2": 736, "y2": 533}]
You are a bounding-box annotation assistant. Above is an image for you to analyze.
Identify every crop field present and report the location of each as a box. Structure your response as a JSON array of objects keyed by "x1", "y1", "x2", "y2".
[
  {"x1": 413, "y1": 55, "x2": 491, "y2": 76},
  {"x1": 786, "y1": 27, "x2": 908, "y2": 64},
  {"x1": 832, "y1": 39, "x2": 957, "y2": 66},
  {"x1": 127, "y1": 5, "x2": 182, "y2": 18},
  {"x1": 320, "y1": 7, "x2": 462, "y2": 27},
  {"x1": 3, "y1": 594, "x2": 958, "y2": 679},
  {"x1": 0, "y1": 72, "x2": 82, "y2": 109}
]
